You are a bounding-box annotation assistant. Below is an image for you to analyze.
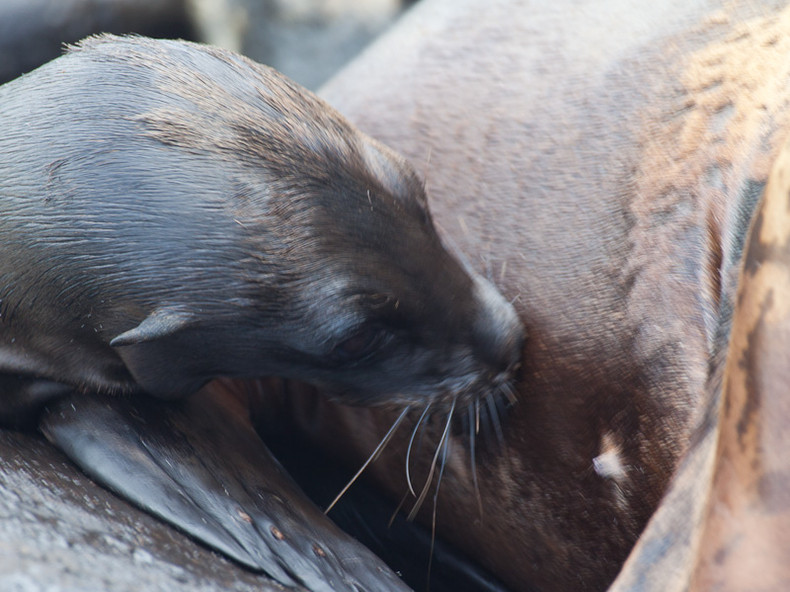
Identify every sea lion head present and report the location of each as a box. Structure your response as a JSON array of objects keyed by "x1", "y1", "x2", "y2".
[
  {"x1": 71, "y1": 36, "x2": 525, "y2": 408},
  {"x1": 247, "y1": 136, "x2": 526, "y2": 409}
]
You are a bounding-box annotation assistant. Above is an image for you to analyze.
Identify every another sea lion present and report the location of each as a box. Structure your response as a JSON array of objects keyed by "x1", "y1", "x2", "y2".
[
  {"x1": 248, "y1": 0, "x2": 790, "y2": 590},
  {"x1": 0, "y1": 34, "x2": 523, "y2": 590}
]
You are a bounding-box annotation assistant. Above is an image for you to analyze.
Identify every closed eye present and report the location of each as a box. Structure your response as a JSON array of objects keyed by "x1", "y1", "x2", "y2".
[{"x1": 330, "y1": 326, "x2": 389, "y2": 364}]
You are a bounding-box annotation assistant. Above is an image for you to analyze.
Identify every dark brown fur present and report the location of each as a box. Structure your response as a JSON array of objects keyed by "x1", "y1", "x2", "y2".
[{"x1": 0, "y1": 34, "x2": 523, "y2": 591}]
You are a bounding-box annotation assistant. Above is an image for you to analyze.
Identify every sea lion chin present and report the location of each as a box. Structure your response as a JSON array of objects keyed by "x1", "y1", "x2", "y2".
[{"x1": 0, "y1": 34, "x2": 524, "y2": 413}]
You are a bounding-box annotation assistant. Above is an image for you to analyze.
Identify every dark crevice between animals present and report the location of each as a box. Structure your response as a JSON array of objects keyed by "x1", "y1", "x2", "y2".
[{"x1": 261, "y1": 413, "x2": 519, "y2": 592}]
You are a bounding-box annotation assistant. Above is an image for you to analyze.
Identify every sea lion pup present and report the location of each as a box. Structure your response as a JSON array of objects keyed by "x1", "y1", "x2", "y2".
[
  {"x1": 0, "y1": 34, "x2": 523, "y2": 406},
  {"x1": 0, "y1": 35, "x2": 523, "y2": 589}
]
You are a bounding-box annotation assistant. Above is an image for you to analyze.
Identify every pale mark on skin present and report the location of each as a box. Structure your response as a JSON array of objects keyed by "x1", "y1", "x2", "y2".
[{"x1": 593, "y1": 432, "x2": 628, "y2": 482}]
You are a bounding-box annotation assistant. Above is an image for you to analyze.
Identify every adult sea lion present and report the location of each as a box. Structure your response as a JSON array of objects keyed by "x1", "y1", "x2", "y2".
[
  {"x1": 243, "y1": 0, "x2": 790, "y2": 590},
  {"x1": 0, "y1": 34, "x2": 523, "y2": 591}
]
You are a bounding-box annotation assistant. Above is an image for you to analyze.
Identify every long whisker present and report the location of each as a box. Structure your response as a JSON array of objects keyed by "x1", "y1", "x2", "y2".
[
  {"x1": 428, "y1": 430, "x2": 452, "y2": 591},
  {"x1": 325, "y1": 406, "x2": 411, "y2": 514},
  {"x1": 486, "y1": 393, "x2": 506, "y2": 452},
  {"x1": 388, "y1": 490, "x2": 411, "y2": 527},
  {"x1": 468, "y1": 403, "x2": 483, "y2": 519},
  {"x1": 406, "y1": 403, "x2": 433, "y2": 497},
  {"x1": 408, "y1": 399, "x2": 455, "y2": 521}
]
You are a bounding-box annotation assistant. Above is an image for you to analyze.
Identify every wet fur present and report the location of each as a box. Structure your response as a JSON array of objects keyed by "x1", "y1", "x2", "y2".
[{"x1": 0, "y1": 35, "x2": 522, "y2": 409}]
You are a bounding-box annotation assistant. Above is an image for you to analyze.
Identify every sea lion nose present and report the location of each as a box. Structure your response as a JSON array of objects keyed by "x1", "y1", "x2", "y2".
[{"x1": 471, "y1": 275, "x2": 525, "y2": 374}]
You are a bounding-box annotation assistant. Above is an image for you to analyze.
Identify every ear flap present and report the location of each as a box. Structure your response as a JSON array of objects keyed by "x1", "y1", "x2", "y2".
[
  {"x1": 110, "y1": 308, "x2": 204, "y2": 398},
  {"x1": 110, "y1": 308, "x2": 195, "y2": 347}
]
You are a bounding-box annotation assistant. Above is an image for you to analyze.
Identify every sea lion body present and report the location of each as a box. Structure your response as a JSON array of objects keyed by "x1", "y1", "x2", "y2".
[
  {"x1": 611, "y1": 133, "x2": 790, "y2": 592},
  {"x1": 257, "y1": 0, "x2": 790, "y2": 590},
  {"x1": 0, "y1": 35, "x2": 522, "y2": 411}
]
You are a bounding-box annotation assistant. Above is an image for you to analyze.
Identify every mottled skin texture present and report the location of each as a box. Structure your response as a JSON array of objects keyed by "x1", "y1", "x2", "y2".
[
  {"x1": 691, "y1": 135, "x2": 790, "y2": 592},
  {"x1": 612, "y1": 130, "x2": 790, "y2": 592}
]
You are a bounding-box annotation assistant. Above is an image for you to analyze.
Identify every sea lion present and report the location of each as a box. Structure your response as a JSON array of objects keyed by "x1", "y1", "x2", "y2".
[
  {"x1": 0, "y1": 34, "x2": 523, "y2": 590},
  {"x1": 0, "y1": 34, "x2": 523, "y2": 407},
  {"x1": 5, "y1": 1, "x2": 790, "y2": 591},
  {"x1": 244, "y1": 0, "x2": 790, "y2": 591}
]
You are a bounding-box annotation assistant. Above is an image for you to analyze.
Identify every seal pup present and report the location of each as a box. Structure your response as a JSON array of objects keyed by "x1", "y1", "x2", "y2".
[
  {"x1": 5, "y1": 2, "x2": 790, "y2": 590},
  {"x1": 0, "y1": 34, "x2": 523, "y2": 590},
  {"x1": 0, "y1": 34, "x2": 523, "y2": 408}
]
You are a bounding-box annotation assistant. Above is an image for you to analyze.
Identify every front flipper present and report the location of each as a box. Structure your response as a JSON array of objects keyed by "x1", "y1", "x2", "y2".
[{"x1": 40, "y1": 388, "x2": 411, "y2": 592}]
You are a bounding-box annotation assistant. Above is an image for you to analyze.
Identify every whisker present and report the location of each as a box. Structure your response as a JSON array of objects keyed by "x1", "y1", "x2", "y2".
[
  {"x1": 325, "y1": 406, "x2": 411, "y2": 514},
  {"x1": 500, "y1": 381, "x2": 518, "y2": 407},
  {"x1": 468, "y1": 403, "x2": 483, "y2": 519},
  {"x1": 388, "y1": 491, "x2": 411, "y2": 528},
  {"x1": 421, "y1": 145, "x2": 433, "y2": 186},
  {"x1": 428, "y1": 430, "x2": 452, "y2": 591},
  {"x1": 486, "y1": 393, "x2": 506, "y2": 453},
  {"x1": 408, "y1": 399, "x2": 456, "y2": 521},
  {"x1": 406, "y1": 403, "x2": 432, "y2": 497}
]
